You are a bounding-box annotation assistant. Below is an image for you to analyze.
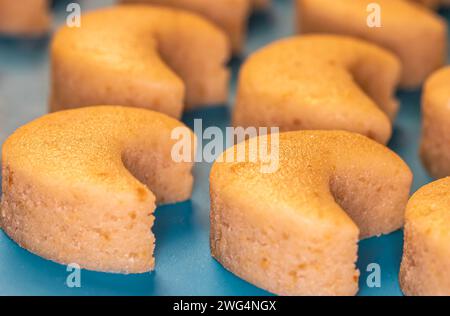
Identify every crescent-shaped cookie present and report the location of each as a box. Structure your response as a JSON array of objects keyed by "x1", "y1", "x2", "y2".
[
  {"x1": 233, "y1": 35, "x2": 401, "y2": 144},
  {"x1": 50, "y1": 5, "x2": 230, "y2": 118},
  {"x1": 296, "y1": 0, "x2": 447, "y2": 88},
  {"x1": 0, "y1": 106, "x2": 195, "y2": 273},
  {"x1": 400, "y1": 177, "x2": 450, "y2": 295},
  {"x1": 210, "y1": 130, "x2": 412, "y2": 295},
  {"x1": 420, "y1": 66, "x2": 450, "y2": 179}
]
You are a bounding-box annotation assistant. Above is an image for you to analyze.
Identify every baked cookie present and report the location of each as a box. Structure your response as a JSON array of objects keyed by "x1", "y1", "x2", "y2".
[
  {"x1": 296, "y1": 0, "x2": 447, "y2": 89},
  {"x1": 210, "y1": 130, "x2": 412, "y2": 295},
  {"x1": 51, "y1": 5, "x2": 230, "y2": 118},
  {"x1": 0, "y1": 0, "x2": 50, "y2": 36},
  {"x1": 0, "y1": 106, "x2": 195, "y2": 273},
  {"x1": 420, "y1": 66, "x2": 450, "y2": 179},
  {"x1": 120, "y1": 0, "x2": 268, "y2": 53},
  {"x1": 400, "y1": 177, "x2": 450, "y2": 296},
  {"x1": 233, "y1": 35, "x2": 401, "y2": 144}
]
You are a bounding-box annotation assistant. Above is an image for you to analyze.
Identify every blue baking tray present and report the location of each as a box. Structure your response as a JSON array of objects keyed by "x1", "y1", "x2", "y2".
[{"x1": 0, "y1": 0, "x2": 447, "y2": 295}]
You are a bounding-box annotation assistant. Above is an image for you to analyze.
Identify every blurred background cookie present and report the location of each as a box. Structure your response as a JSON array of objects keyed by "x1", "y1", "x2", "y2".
[
  {"x1": 0, "y1": 0, "x2": 51, "y2": 37},
  {"x1": 296, "y1": 0, "x2": 447, "y2": 89},
  {"x1": 420, "y1": 66, "x2": 450, "y2": 178},
  {"x1": 120, "y1": 0, "x2": 271, "y2": 54}
]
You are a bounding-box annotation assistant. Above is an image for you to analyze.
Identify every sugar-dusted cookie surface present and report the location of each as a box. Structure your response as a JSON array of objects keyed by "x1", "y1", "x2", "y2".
[
  {"x1": 400, "y1": 177, "x2": 450, "y2": 296},
  {"x1": 0, "y1": 106, "x2": 195, "y2": 273},
  {"x1": 233, "y1": 35, "x2": 401, "y2": 144},
  {"x1": 210, "y1": 130, "x2": 412, "y2": 295},
  {"x1": 296, "y1": 0, "x2": 447, "y2": 88},
  {"x1": 51, "y1": 5, "x2": 230, "y2": 118}
]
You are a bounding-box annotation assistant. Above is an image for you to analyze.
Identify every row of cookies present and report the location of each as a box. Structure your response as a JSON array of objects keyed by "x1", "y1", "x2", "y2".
[
  {"x1": 0, "y1": 0, "x2": 448, "y2": 64},
  {"x1": 0, "y1": 2, "x2": 449, "y2": 295},
  {"x1": 2, "y1": 0, "x2": 448, "y2": 88},
  {"x1": 1, "y1": 109, "x2": 447, "y2": 295},
  {"x1": 48, "y1": 3, "x2": 450, "y2": 177},
  {"x1": 0, "y1": 0, "x2": 269, "y2": 53}
]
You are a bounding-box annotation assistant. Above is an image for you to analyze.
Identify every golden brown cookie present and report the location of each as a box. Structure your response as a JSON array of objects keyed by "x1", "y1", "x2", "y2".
[
  {"x1": 233, "y1": 35, "x2": 401, "y2": 144},
  {"x1": 51, "y1": 5, "x2": 230, "y2": 118},
  {"x1": 1, "y1": 106, "x2": 195, "y2": 273},
  {"x1": 296, "y1": 0, "x2": 447, "y2": 89},
  {"x1": 400, "y1": 177, "x2": 450, "y2": 296},
  {"x1": 420, "y1": 66, "x2": 450, "y2": 179},
  {"x1": 211, "y1": 130, "x2": 412, "y2": 295}
]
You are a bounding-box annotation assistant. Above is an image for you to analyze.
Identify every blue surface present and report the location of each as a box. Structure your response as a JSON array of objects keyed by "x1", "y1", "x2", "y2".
[{"x1": 0, "y1": 0, "x2": 448, "y2": 296}]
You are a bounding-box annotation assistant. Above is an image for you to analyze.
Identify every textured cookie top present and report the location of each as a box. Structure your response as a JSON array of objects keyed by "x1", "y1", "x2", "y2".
[
  {"x1": 51, "y1": 5, "x2": 229, "y2": 115},
  {"x1": 2, "y1": 106, "x2": 193, "y2": 198},
  {"x1": 237, "y1": 35, "x2": 401, "y2": 143},
  {"x1": 52, "y1": 5, "x2": 228, "y2": 62},
  {"x1": 424, "y1": 66, "x2": 450, "y2": 108},
  {"x1": 211, "y1": 130, "x2": 412, "y2": 233},
  {"x1": 240, "y1": 34, "x2": 400, "y2": 112},
  {"x1": 406, "y1": 177, "x2": 450, "y2": 240}
]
